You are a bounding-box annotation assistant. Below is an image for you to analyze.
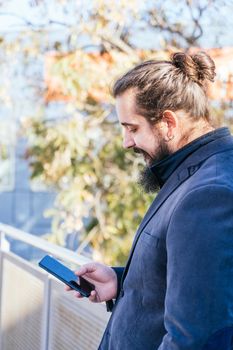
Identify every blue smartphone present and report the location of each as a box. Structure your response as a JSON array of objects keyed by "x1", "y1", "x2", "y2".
[{"x1": 38, "y1": 255, "x2": 95, "y2": 297}]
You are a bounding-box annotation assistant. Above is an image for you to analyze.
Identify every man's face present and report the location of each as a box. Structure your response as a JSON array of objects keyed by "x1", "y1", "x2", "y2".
[
  {"x1": 116, "y1": 90, "x2": 171, "y2": 192},
  {"x1": 116, "y1": 90, "x2": 170, "y2": 165}
]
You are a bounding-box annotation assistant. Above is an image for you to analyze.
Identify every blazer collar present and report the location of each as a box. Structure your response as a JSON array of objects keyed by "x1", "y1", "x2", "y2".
[{"x1": 150, "y1": 127, "x2": 230, "y2": 188}]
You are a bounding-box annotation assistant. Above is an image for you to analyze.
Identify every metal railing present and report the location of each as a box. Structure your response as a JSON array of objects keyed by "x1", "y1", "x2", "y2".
[{"x1": 0, "y1": 223, "x2": 110, "y2": 350}]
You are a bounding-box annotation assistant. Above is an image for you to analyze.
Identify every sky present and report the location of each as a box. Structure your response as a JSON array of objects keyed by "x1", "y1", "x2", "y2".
[
  {"x1": 0, "y1": 0, "x2": 72, "y2": 29},
  {"x1": 0, "y1": 0, "x2": 232, "y2": 48}
]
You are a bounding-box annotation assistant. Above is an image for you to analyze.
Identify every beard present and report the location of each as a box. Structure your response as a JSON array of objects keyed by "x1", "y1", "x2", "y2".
[{"x1": 136, "y1": 139, "x2": 171, "y2": 193}]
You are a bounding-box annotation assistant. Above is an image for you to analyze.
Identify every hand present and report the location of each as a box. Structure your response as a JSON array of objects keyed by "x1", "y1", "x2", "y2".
[{"x1": 65, "y1": 262, "x2": 118, "y2": 303}]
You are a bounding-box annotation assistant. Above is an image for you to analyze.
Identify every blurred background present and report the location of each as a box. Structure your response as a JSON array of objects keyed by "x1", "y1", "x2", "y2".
[{"x1": 0, "y1": 0, "x2": 232, "y2": 265}]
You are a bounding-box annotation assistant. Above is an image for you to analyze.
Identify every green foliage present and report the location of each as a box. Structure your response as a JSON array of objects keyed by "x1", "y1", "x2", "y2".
[{"x1": 24, "y1": 108, "x2": 154, "y2": 264}]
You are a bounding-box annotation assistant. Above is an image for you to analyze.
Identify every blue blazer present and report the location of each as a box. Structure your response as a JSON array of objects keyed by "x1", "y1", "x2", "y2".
[{"x1": 99, "y1": 129, "x2": 233, "y2": 350}]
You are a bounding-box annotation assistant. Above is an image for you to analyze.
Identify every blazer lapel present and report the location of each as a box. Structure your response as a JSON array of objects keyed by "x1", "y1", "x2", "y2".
[{"x1": 121, "y1": 166, "x2": 189, "y2": 282}]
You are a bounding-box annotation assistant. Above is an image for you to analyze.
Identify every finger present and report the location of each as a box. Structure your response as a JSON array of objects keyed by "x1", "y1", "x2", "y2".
[
  {"x1": 65, "y1": 285, "x2": 72, "y2": 291},
  {"x1": 74, "y1": 292, "x2": 83, "y2": 299},
  {"x1": 74, "y1": 263, "x2": 97, "y2": 276},
  {"x1": 89, "y1": 290, "x2": 97, "y2": 303}
]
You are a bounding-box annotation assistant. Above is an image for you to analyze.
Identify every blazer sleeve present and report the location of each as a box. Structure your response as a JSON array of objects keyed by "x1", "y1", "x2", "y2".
[
  {"x1": 105, "y1": 267, "x2": 124, "y2": 312},
  {"x1": 158, "y1": 185, "x2": 233, "y2": 350},
  {"x1": 112, "y1": 267, "x2": 124, "y2": 298}
]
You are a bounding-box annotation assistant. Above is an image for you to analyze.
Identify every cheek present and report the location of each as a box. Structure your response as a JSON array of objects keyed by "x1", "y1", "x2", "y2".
[{"x1": 140, "y1": 136, "x2": 159, "y2": 155}]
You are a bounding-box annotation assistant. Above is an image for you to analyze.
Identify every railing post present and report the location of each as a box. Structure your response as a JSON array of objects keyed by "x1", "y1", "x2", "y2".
[{"x1": 41, "y1": 277, "x2": 51, "y2": 350}]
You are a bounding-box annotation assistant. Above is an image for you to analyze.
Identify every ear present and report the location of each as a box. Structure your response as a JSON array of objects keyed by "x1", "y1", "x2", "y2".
[{"x1": 160, "y1": 110, "x2": 178, "y2": 141}]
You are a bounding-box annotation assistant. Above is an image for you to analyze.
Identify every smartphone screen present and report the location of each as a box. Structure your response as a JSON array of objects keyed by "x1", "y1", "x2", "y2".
[{"x1": 38, "y1": 255, "x2": 95, "y2": 297}]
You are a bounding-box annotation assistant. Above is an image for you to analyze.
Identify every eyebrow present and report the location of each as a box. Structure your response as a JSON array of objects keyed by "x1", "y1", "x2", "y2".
[{"x1": 121, "y1": 122, "x2": 138, "y2": 127}]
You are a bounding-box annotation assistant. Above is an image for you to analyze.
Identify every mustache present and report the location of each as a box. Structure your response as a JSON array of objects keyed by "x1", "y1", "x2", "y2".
[
  {"x1": 133, "y1": 147, "x2": 141, "y2": 154},
  {"x1": 133, "y1": 148, "x2": 150, "y2": 159},
  {"x1": 133, "y1": 147, "x2": 145, "y2": 155}
]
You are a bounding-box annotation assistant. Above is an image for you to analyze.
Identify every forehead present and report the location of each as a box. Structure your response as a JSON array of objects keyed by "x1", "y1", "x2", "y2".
[{"x1": 116, "y1": 90, "x2": 145, "y2": 125}]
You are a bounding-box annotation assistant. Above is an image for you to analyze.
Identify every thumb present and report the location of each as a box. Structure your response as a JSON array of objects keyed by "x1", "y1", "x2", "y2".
[{"x1": 74, "y1": 263, "x2": 97, "y2": 276}]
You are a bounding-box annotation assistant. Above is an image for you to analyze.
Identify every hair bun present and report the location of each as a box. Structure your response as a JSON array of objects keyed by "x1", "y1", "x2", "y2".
[{"x1": 171, "y1": 51, "x2": 216, "y2": 84}]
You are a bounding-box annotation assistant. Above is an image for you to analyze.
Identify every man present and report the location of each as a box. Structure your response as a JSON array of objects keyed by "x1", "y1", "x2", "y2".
[{"x1": 67, "y1": 51, "x2": 233, "y2": 349}]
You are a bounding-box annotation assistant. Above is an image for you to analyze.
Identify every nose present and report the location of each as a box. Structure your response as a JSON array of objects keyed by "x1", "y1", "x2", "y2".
[{"x1": 123, "y1": 130, "x2": 135, "y2": 149}]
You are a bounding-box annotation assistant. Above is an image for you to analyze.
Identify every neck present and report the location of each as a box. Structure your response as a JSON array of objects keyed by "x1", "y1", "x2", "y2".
[{"x1": 174, "y1": 120, "x2": 215, "y2": 152}]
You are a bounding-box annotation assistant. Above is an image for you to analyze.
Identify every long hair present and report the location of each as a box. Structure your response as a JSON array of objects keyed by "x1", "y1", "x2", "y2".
[{"x1": 112, "y1": 51, "x2": 216, "y2": 123}]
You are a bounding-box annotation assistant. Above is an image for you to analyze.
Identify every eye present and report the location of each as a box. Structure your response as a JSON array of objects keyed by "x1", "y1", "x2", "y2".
[{"x1": 129, "y1": 128, "x2": 137, "y2": 133}]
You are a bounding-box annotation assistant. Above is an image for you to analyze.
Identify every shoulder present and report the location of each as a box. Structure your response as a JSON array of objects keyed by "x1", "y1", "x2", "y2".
[
  {"x1": 167, "y1": 184, "x2": 233, "y2": 244},
  {"x1": 166, "y1": 185, "x2": 233, "y2": 257},
  {"x1": 172, "y1": 184, "x2": 233, "y2": 218},
  {"x1": 176, "y1": 149, "x2": 233, "y2": 199}
]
